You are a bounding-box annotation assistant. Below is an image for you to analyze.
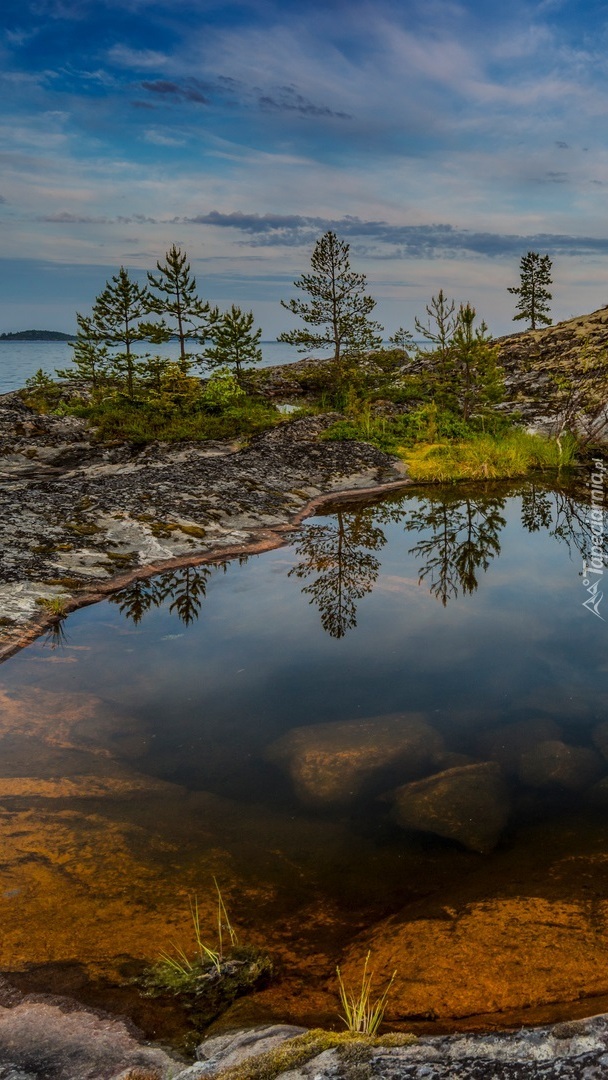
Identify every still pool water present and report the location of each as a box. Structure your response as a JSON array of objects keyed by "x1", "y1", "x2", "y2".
[{"x1": 1, "y1": 478, "x2": 608, "y2": 1041}]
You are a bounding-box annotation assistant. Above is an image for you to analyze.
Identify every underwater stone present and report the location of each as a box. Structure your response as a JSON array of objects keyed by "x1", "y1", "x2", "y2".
[
  {"x1": 266, "y1": 713, "x2": 444, "y2": 807},
  {"x1": 389, "y1": 761, "x2": 510, "y2": 853},
  {"x1": 518, "y1": 740, "x2": 604, "y2": 791},
  {"x1": 475, "y1": 717, "x2": 561, "y2": 774},
  {"x1": 592, "y1": 721, "x2": 608, "y2": 762}
]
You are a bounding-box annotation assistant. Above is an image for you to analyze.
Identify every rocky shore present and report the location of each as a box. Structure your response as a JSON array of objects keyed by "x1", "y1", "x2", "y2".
[
  {"x1": 2, "y1": 977, "x2": 608, "y2": 1080},
  {"x1": 0, "y1": 392, "x2": 408, "y2": 657}
]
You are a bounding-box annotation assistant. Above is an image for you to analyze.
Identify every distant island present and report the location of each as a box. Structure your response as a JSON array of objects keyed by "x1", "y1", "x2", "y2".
[{"x1": 0, "y1": 330, "x2": 76, "y2": 341}]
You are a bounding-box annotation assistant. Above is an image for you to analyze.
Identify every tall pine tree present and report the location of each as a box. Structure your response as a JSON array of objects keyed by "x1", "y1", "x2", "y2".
[
  {"x1": 90, "y1": 268, "x2": 151, "y2": 399},
  {"x1": 278, "y1": 231, "x2": 382, "y2": 381},
  {"x1": 508, "y1": 251, "x2": 553, "y2": 330},
  {"x1": 147, "y1": 244, "x2": 217, "y2": 372}
]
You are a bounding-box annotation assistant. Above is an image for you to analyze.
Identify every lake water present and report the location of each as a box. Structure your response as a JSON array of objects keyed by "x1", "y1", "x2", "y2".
[
  {"x1": 1, "y1": 480, "x2": 608, "y2": 1042},
  {"x1": 0, "y1": 340, "x2": 303, "y2": 395}
]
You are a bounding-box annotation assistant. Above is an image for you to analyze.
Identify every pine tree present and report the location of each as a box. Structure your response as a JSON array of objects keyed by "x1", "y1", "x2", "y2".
[
  {"x1": 388, "y1": 327, "x2": 415, "y2": 358},
  {"x1": 414, "y1": 289, "x2": 457, "y2": 407},
  {"x1": 451, "y1": 303, "x2": 504, "y2": 422},
  {"x1": 278, "y1": 231, "x2": 382, "y2": 381},
  {"x1": 56, "y1": 313, "x2": 110, "y2": 390},
  {"x1": 204, "y1": 305, "x2": 263, "y2": 381},
  {"x1": 508, "y1": 251, "x2": 553, "y2": 330},
  {"x1": 89, "y1": 268, "x2": 152, "y2": 399},
  {"x1": 147, "y1": 244, "x2": 217, "y2": 372}
]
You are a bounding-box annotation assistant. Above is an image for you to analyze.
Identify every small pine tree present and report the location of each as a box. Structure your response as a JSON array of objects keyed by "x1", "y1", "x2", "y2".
[
  {"x1": 278, "y1": 231, "x2": 382, "y2": 381},
  {"x1": 508, "y1": 251, "x2": 553, "y2": 330},
  {"x1": 57, "y1": 313, "x2": 110, "y2": 390},
  {"x1": 90, "y1": 267, "x2": 152, "y2": 399},
  {"x1": 451, "y1": 303, "x2": 504, "y2": 422},
  {"x1": 388, "y1": 327, "x2": 415, "y2": 358},
  {"x1": 414, "y1": 289, "x2": 457, "y2": 407},
  {"x1": 204, "y1": 305, "x2": 262, "y2": 381},
  {"x1": 147, "y1": 244, "x2": 217, "y2": 372}
]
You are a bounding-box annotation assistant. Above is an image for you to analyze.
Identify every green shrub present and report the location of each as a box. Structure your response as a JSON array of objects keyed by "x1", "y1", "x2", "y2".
[
  {"x1": 21, "y1": 369, "x2": 62, "y2": 412},
  {"x1": 67, "y1": 395, "x2": 280, "y2": 444},
  {"x1": 202, "y1": 367, "x2": 246, "y2": 410}
]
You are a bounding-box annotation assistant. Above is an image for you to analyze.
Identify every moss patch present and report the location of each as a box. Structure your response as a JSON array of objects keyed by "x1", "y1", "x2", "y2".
[
  {"x1": 214, "y1": 1029, "x2": 417, "y2": 1080},
  {"x1": 139, "y1": 946, "x2": 273, "y2": 1028}
]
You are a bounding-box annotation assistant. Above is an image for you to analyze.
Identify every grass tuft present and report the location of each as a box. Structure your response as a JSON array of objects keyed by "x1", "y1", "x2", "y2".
[
  {"x1": 337, "y1": 952, "x2": 396, "y2": 1036},
  {"x1": 36, "y1": 596, "x2": 69, "y2": 617},
  {"x1": 139, "y1": 881, "x2": 271, "y2": 1025}
]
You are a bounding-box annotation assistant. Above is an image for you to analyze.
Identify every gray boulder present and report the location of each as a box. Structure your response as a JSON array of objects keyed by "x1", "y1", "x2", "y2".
[
  {"x1": 266, "y1": 713, "x2": 444, "y2": 806},
  {"x1": 177, "y1": 1015, "x2": 608, "y2": 1079},
  {"x1": 389, "y1": 761, "x2": 510, "y2": 852},
  {"x1": 0, "y1": 981, "x2": 179, "y2": 1080},
  {"x1": 173, "y1": 1026, "x2": 306, "y2": 1078}
]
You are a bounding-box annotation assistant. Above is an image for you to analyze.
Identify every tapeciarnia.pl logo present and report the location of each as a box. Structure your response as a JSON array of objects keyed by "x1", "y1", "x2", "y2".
[{"x1": 582, "y1": 458, "x2": 606, "y2": 620}]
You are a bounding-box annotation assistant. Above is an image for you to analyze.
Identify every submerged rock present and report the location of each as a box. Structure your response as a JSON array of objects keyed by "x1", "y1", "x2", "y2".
[
  {"x1": 339, "y1": 895, "x2": 608, "y2": 1023},
  {"x1": 518, "y1": 740, "x2": 604, "y2": 791},
  {"x1": 389, "y1": 762, "x2": 510, "y2": 853},
  {"x1": 266, "y1": 713, "x2": 444, "y2": 807},
  {"x1": 592, "y1": 721, "x2": 608, "y2": 762},
  {"x1": 475, "y1": 717, "x2": 561, "y2": 773}
]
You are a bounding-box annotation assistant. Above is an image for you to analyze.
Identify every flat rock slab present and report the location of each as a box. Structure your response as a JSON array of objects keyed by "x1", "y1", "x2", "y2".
[
  {"x1": 172, "y1": 1018, "x2": 608, "y2": 1080},
  {"x1": 339, "y1": 895, "x2": 608, "y2": 1020},
  {"x1": 0, "y1": 396, "x2": 408, "y2": 649}
]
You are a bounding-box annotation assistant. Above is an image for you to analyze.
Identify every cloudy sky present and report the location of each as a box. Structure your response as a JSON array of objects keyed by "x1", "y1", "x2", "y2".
[{"x1": 2, "y1": 0, "x2": 608, "y2": 337}]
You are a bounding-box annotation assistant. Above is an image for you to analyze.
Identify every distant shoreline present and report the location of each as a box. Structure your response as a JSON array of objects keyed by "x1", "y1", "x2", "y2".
[{"x1": 0, "y1": 331, "x2": 76, "y2": 341}]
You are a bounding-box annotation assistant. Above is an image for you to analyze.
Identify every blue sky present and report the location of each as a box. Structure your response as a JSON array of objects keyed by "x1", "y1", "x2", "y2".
[{"x1": 2, "y1": 0, "x2": 608, "y2": 336}]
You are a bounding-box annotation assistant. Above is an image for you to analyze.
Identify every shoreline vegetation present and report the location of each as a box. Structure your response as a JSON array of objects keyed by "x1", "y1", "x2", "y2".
[
  {"x1": 2, "y1": 232, "x2": 607, "y2": 657},
  {"x1": 15, "y1": 234, "x2": 608, "y2": 485}
]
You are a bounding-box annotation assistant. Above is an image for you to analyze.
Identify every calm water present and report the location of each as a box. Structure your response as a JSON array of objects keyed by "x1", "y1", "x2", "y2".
[
  {"x1": 0, "y1": 340, "x2": 303, "y2": 394},
  {"x1": 1, "y1": 479, "x2": 608, "y2": 1037}
]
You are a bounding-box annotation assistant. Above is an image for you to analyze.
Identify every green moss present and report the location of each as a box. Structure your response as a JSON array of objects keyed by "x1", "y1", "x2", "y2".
[
  {"x1": 105, "y1": 551, "x2": 139, "y2": 564},
  {"x1": 42, "y1": 577, "x2": 85, "y2": 590},
  {"x1": 65, "y1": 520, "x2": 102, "y2": 536},
  {"x1": 214, "y1": 1030, "x2": 418, "y2": 1080},
  {"x1": 177, "y1": 524, "x2": 207, "y2": 539}
]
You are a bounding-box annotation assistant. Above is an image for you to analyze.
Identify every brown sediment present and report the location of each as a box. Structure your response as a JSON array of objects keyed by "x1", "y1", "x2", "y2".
[{"x1": 0, "y1": 477, "x2": 410, "y2": 663}]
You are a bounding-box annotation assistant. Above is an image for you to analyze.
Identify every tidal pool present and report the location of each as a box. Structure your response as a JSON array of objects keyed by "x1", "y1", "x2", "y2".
[{"x1": 1, "y1": 477, "x2": 608, "y2": 1042}]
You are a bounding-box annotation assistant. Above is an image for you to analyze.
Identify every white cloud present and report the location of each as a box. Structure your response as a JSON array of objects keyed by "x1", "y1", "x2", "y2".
[{"x1": 142, "y1": 128, "x2": 186, "y2": 147}]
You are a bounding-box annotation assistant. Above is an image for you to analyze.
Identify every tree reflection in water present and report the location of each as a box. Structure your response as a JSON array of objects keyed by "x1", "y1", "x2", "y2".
[
  {"x1": 104, "y1": 483, "x2": 606, "y2": 636},
  {"x1": 109, "y1": 560, "x2": 248, "y2": 626},
  {"x1": 405, "y1": 492, "x2": 507, "y2": 606},
  {"x1": 288, "y1": 502, "x2": 403, "y2": 638},
  {"x1": 288, "y1": 481, "x2": 607, "y2": 634}
]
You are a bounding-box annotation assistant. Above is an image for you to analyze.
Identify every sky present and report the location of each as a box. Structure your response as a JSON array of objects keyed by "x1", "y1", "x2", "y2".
[{"x1": 2, "y1": 0, "x2": 608, "y2": 338}]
